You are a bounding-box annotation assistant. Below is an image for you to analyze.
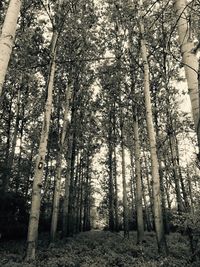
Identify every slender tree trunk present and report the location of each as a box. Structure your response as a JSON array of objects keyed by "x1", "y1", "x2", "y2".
[
  {"x1": 143, "y1": 150, "x2": 154, "y2": 230},
  {"x1": 120, "y1": 111, "x2": 129, "y2": 238},
  {"x1": 130, "y1": 149, "x2": 137, "y2": 214},
  {"x1": 129, "y1": 155, "x2": 135, "y2": 220},
  {"x1": 72, "y1": 152, "x2": 80, "y2": 232},
  {"x1": 79, "y1": 168, "x2": 84, "y2": 232},
  {"x1": 62, "y1": 129, "x2": 73, "y2": 237},
  {"x1": 129, "y1": 60, "x2": 144, "y2": 242},
  {"x1": 141, "y1": 176, "x2": 151, "y2": 232},
  {"x1": 1, "y1": 96, "x2": 13, "y2": 192},
  {"x1": 174, "y1": 135, "x2": 190, "y2": 210},
  {"x1": 2, "y1": 90, "x2": 20, "y2": 192},
  {"x1": 158, "y1": 159, "x2": 170, "y2": 234},
  {"x1": 108, "y1": 108, "x2": 115, "y2": 231},
  {"x1": 186, "y1": 164, "x2": 194, "y2": 214},
  {"x1": 26, "y1": 29, "x2": 59, "y2": 261},
  {"x1": 67, "y1": 130, "x2": 77, "y2": 235},
  {"x1": 133, "y1": 111, "x2": 144, "y2": 244},
  {"x1": 113, "y1": 102, "x2": 119, "y2": 232},
  {"x1": 168, "y1": 135, "x2": 184, "y2": 212},
  {"x1": 138, "y1": 0, "x2": 167, "y2": 254},
  {"x1": 24, "y1": 146, "x2": 34, "y2": 201},
  {"x1": 75, "y1": 157, "x2": 83, "y2": 233},
  {"x1": 153, "y1": 79, "x2": 169, "y2": 234},
  {"x1": 0, "y1": 0, "x2": 22, "y2": 95},
  {"x1": 15, "y1": 110, "x2": 24, "y2": 193},
  {"x1": 174, "y1": 0, "x2": 199, "y2": 150},
  {"x1": 128, "y1": 29, "x2": 144, "y2": 237},
  {"x1": 83, "y1": 151, "x2": 91, "y2": 231},
  {"x1": 113, "y1": 146, "x2": 119, "y2": 232},
  {"x1": 50, "y1": 86, "x2": 71, "y2": 242},
  {"x1": 8, "y1": 89, "x2": 21, "y2": 185}
]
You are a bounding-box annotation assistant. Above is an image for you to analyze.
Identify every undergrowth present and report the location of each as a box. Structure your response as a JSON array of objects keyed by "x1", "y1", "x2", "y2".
[{"x1": 0, "y1": 231, "x2": 200, "y2": 266}]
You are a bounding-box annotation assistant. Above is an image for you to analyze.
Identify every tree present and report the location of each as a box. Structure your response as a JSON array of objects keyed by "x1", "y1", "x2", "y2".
[
  {"x1": 26, "y1": 0, "x2": 64, "y2": 260},
  {"x1": 50, "y1": 86, "x2": 71, "y2": 242},
  {"x1": 0, "y1": 0, "x2": 22, "y2": 95},
  {"x1": 137, "y1": 0, "x2": 168, "y2": 254},
  {"x1": 174, "y1": 0, "x2": 199, "y2": 153}
]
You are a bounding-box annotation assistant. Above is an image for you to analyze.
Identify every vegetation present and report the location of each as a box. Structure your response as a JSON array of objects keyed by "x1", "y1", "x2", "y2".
[
  {"x1": 1, "y1": 231, "x2": 200, "y2": 267},
  {"x1": 0, "y1": 0, "x2": 200, "y2": 265}
]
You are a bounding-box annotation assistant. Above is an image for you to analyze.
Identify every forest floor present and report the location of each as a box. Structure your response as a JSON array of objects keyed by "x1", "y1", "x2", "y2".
[{"x1": 0, "y1": 230, "x2": 200, "y2": 267}]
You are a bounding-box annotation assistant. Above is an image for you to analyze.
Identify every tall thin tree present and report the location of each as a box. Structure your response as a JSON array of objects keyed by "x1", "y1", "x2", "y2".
[
  {"x1": 0, "y1": 0, "x2": 22, "y2": 95},
  {"x1": 26, "y1": 0, "x2": 64, "y2": 260},
  {"x1": 137, "y1": 0, "x2": 168, "y2": 254}
]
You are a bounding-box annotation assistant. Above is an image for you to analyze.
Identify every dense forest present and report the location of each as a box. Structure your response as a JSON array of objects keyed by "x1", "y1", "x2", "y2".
[{"x1": 0, "y1": 0, "x2": 200, "y2": 266}]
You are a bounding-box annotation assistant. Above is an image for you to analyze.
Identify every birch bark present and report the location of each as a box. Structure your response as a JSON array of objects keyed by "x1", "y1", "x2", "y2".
[
  {"x1": 0, "y1": 0, "x2": 22, "y2": 95},
  {"x1": 174, "y1": 0, "x2": 199, "y2": 146},
  {"x1": 26, "y1": 0, "x2": 63, "y2": 256},
  {"x1": 138, "y1": 0, "x2": 168, "y2": 254}
]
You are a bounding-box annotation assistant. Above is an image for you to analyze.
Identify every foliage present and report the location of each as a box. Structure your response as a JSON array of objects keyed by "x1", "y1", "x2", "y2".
[{"x1": 1, "y1": 231, "x2": 200, "y2": 267}]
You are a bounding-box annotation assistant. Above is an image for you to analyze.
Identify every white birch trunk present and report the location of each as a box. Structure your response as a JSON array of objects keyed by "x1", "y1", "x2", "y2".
[
  {"x1": 26, "y1": 0, "x2": 65, "y2": 258},
  {"x1": 138, "y1": 0, "x2": 167, "y2": 254},
  {"x1": 174, "y1": 0, "x2": 199, "y2": 135},
  {"x1": 26, "y1": 31, "x2": 58, "y2": 261},
  {"x1": 0, "y1": 0, "x2": 21, "y2": 95}
]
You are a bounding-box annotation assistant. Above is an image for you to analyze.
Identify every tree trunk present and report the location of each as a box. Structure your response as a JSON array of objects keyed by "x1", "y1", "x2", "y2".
[
  {"x1": 130, "y1": 149, "x2": 137, "y2": 214},
  {"x1": 62, "y1": 129, "x2": 73, "y2": 237},
  {"x1": 129, "y1": 154, "x2": 135, "y2": 221},
  {"x1": 113, "y1": 146, "x2": 119, "y2": 232},
  {"x1": 186, "y1": 164, "x2": 194, "y2": 214},
  {"x1": 175, "y1": 135, "x2": 190, "y2": 210},
  {"x1": 75, "y1": 156, "x2": 83, "y2": 233},
  {"x1": 133, "y1": 111, "x2": 144, "y2": 244},
  {"x1": 108, "y1": 108, "x2": 115, "y2": 231},
  {"x1": 141, "y1": 175, "x2": 151, "y2": 232},
  {"x1": 138, "y1": 0, "x2": 168, "y2": 254},
  {"x1": 112, "y1": 101, "x2": 119, "y2": 232},
  {"x1": 120, "y1": 110, "x2": 129, "y2": 238},
  {"x1": 158, "y1": 159, "x2": 170, "y2": 234},
  {"x1": 26, "y1": 31, "x2": 58, "y2": 261},
  {"x1": 143, "y1": 150, "x2": 154, "y2": 230},
  {"x1": 174, "y1": 0, "x2": 199, "y2": 150},
  {"x1": 168, "y1": 134, "x2": 184, "y2": 212},
  {"x1": 0, "y1": 0, "x2": 22, "y2": 95},
  {"x1": 24, "y1": 146, "x2": 34, "y2": 201},
  {"x1": 50, "y1": 86, "x2": 71, "y2": 242},
  {"x1": 15, "y1": 106, "x2": 24, "y2": 193}
]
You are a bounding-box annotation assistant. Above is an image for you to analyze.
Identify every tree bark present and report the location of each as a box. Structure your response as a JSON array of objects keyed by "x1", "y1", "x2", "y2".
[
  {"x1": 108, "y1": 107, "x2": 115, "y2": 231},
  {"x1": 120, "y1": 110, "x2": 129, "y2": 238},
  {"x1": 26, "y1": 30, "x2": 58, "y2": 261},
  {"x1": 174, "y1": 0, "x2": 199, "y2": 150},
  {"x1": 133, "y1": 111, "x2": 144, "y2": 244},
  {"x1": 113, "y1": 145, "x2": 119, "y2": 232},
  {"x1": 62, "y1": 128, "x2": 73, "y2": 237},
  {"x1": 50, "y1": 86, "x2": 71, "y2": 242},
  {"x1": 138, "y1": 0, "x2": 168, "y2": 254},
  {"x1": 168, "y1": 134, "x2": 184, "y2": 212},
  {"x1": 0, "y1": 0, "x2": 22, "y2": 95}
]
